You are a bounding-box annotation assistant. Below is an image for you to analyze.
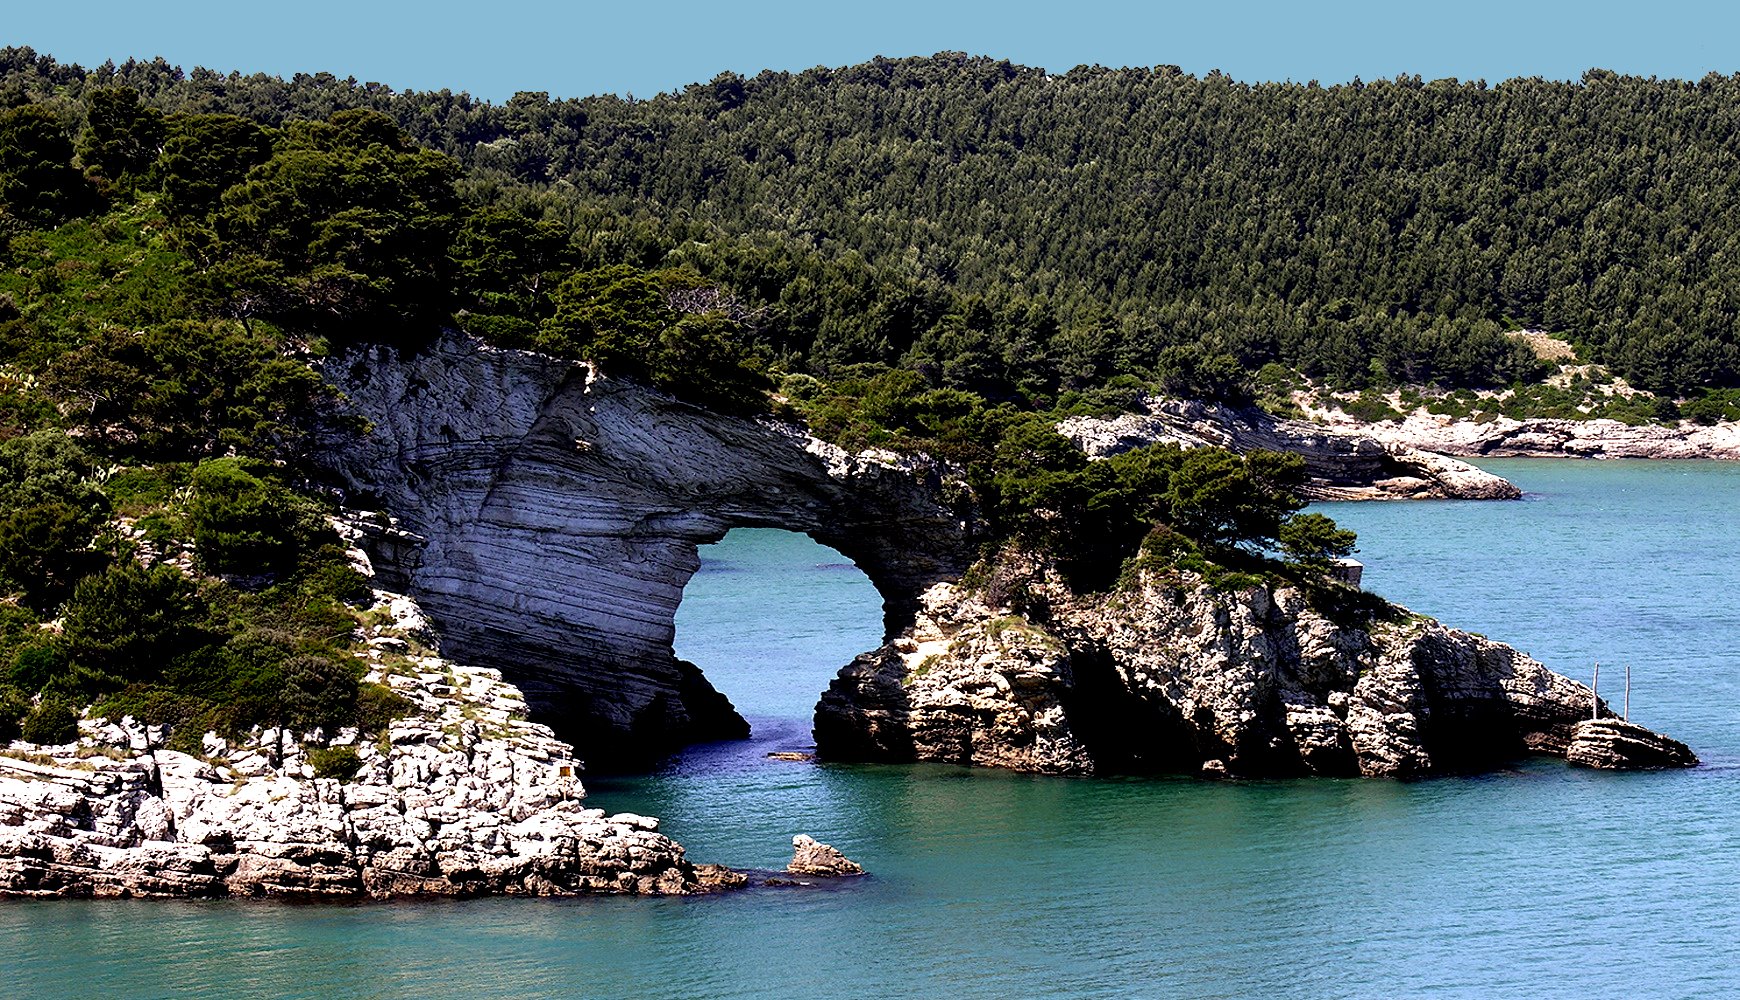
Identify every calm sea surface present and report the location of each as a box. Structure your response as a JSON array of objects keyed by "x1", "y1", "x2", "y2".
[{"x1": 6, "y1": 460, "x2": 1739, "y2": 999}]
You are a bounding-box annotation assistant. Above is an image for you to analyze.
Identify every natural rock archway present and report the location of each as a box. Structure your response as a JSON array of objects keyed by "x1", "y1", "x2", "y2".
[
  {"x1": 323, "y1": 334, "x2": 1692, "y2": 778},
  {"x1": 322, "y1": 334, "x2": 975, "y2": 767}
]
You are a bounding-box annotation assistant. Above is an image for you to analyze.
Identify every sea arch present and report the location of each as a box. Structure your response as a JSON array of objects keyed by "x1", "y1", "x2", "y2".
[{"x1": 325, "y1": 335, "x2": 974, "y2": 767}]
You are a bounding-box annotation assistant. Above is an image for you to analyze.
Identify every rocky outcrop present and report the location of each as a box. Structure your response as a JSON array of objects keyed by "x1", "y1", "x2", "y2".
[
  {"x1": 816, "y1": 567, "x2": 1689, "y2": 778},
  {"x1": 1332, "y1": 410, "x2": 1740, "y2": 460},
  {"x1": 1058, "y1": 397, "x2": 1521, "y2": 500},
  {"x1": 786, "y1": 835, "x2": 865, "y2": 877},
  {"x1": 322, "y1": 334, "x2": 975, "y2": 766},
  {"x1": 1566, "y1": 719, "x2": 1698, "y2": 770},
  {"x1": 0, "y1": 589, "x2": 742, "y2": 899}
]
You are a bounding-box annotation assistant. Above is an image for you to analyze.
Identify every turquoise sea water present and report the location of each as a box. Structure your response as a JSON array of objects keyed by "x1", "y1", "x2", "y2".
[{"x1": 6, "y1": 460, "x2": 1740, "y2": 999}]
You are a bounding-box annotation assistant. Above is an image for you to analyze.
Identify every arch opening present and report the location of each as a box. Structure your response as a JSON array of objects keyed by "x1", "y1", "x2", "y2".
[{"x1": 673, "y1": 528, "x2": 885, "y2": 753}]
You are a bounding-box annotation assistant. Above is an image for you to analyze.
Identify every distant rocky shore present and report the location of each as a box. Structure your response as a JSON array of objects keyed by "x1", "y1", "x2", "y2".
[
  {"x1": 1058, "y1": 397, "x2": 1523, "y2": 500},
  {"x1": 1328, "y1": 409, "x2": 1740, "y2": 461}
]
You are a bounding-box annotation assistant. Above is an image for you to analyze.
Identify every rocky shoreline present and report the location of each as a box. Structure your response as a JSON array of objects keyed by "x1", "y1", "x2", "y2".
[
  {"x1": 0, "y1": 587, "x2": 745, "y2": 899},
  {"x1": 1312, "y1": 408, "x2": 1740, "y2": 461},
  {"x1": 1058, "y1": 398, "x2": 1523, "y2": 501},
  {"x1": 816, "y1": 560, "x2": 1695, "y2": 778}
]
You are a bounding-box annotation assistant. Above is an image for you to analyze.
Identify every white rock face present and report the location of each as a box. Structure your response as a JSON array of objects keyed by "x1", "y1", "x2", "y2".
[
  {"x1": 1058, "y1": 397, "x2": 1521, "y2": 500},
  {"x1": 0, "y1": 590, "x2": 743, "y2": 899},
  {"x1": 321, "y1": 334, "x2": 973, "y2": 765},
  {"x1": 1326, "y1": 409, "x2": 1740, "y2": 460},
  {"x1": 816, "y1": 568, "x2": 1655, "y2": 778}
]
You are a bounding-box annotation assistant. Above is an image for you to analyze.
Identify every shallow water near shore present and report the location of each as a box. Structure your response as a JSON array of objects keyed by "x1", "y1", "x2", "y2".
[{"x1": 7, "y1": 460, "x2": 1740, "y2": 999}]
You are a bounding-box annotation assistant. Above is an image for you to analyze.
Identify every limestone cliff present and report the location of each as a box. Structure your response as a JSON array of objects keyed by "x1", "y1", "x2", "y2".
[
  {"x1": 814, "y1": 562, "x2": 1682, "y2": 777},
  {"x1": 1058, "y1": 397, "x2": 1522, "y2": 500},
  {"x1": 321, "y1": 334, "x2": 974, "y2": 766}
]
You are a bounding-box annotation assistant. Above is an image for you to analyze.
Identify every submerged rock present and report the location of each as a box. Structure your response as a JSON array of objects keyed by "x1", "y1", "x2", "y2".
[
  {"x1": 786, "y1": 835, "x2": 865, "y2": 877},
  {"x1": 1566, "y1": 718, "x2": 1698, "y2": 770}
]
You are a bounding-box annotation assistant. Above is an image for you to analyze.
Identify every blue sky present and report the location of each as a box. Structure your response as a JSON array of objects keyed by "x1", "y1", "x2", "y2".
[{"x1": 7, "y1": 1, "x2": 1737, "y2": 101}]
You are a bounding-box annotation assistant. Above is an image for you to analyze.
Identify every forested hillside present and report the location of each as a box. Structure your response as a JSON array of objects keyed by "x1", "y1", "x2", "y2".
[
  {"x1": 7, "y1": 48, "x2": 1740, "y2": 395},
  {"x1": 0, "y1": 64, "x2": 1372, "y2": 747}
]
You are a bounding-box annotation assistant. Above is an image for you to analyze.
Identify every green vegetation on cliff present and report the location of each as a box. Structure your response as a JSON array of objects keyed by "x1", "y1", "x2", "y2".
[{"x1": 13, "y1": 49, "x2": 1740, "y2": 397}]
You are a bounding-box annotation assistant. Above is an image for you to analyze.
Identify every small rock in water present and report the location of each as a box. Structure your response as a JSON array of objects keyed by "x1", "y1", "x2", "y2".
[
  {"x1": 786, "y1": 834, "x2": 865, "y2": 877},
  {"x1": 1200, "y1": 759, "x2": 1229, "y2": 778},
  {"x1": 1566, "y1": 718, "x2": 1697, "y2": 770},
  {"x1": 692, "y1": 864, "x2": 748, "y2": 892},
  {"x1": 766, "y1": 751, "x2": 814, "y2": 762}
]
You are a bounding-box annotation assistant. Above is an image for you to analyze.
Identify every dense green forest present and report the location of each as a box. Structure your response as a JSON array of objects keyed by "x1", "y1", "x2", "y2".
[
  {"x1": 8, "y1": 48, "x2": 1740, "y2": 395},
  {"x1": 8, "y1": 44, "x2": 1740, "y2": 746}
]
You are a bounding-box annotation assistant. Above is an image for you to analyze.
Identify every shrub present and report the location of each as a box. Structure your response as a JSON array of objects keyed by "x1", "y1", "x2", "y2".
[
  {"x1": 0, "y1": 500, "x2": 110, "y2": 611},
  {"x1": 1341, "y1": 390, "x2": 1403, "y2": 423},
  {"x1": 0, "y1": 684, "x2": 29, "y2": 742},
  {"x1": 186, "y1": 458, "x2": 303, "y2": 575},
  {"x1": 20, "y1": 697, "x2": 78, "y2": 745},
  {"x1": 0, "y1": 430, "x2": 108, "y2": 515},
  {"x1": 1681, "y1": 389, "x2": 1740, "y2": 426},
  {"x1": 60, "y1": 561, "x2": 203, "y2": 682},
  {"x1": 101, "y1": 464, "x2": 190, "y2": 514},
  {"x1": 307, "y1": 745, "x2": 363, "y2": 781},
  {"x1": 354, "y1": 682, "x2": 411, "y2": 734},
  {"x1": 280, "y1": 654, "x2": 359, "y2": 733},
  {"x1": 8, "y1": 640, "x2": 67, "y2": 693}
]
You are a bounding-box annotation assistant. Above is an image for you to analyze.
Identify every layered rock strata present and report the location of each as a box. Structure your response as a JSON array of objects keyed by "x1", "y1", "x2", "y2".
[
  {"x1": 321, "y1": 334, "x2": 973, "y2": 766},
  {"x1": 1566, "y1": 718, "x2": 1699, "y2": 770},
  {"x1": 1058, "y1": 397, "x2": 1521, "y2": 500},
  {"x1": 318, "y1": 334, "x2": 1687, "y2": 779},
  {"x1": 816, "y1": 568, "x2": 1691, "y2": 778},
  {"x1": 0, "y1": 590, "x2": 741, "y2": 899}
]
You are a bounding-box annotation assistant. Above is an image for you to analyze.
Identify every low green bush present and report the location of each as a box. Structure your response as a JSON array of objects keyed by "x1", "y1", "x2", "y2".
[
  {"x1": 1341, "y1": 390, "x2": 1403, "y2": 423},
  {"x1": 186, "y1": 458, "x2": 304, "y2": 575},
  {"x1": 0, "y1": 684, "x2": 29, "y2": 742},
  {"x1": 20, "y1": 697, "x2": 77, "y2": 745},
  {"x1": 307, "y1": 745, "x2": 362, "y2": 781},
  {"x1": 354, "y1": 682, "x2": 411, "y2": 733}
]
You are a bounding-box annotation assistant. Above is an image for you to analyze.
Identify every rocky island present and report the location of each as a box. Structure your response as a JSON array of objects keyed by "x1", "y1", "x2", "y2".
[{"x1": 0, "y1": 332, "x2": 1696, "y2": 899}]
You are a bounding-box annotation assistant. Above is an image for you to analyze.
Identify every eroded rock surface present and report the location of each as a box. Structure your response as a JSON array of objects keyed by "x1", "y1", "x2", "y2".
[
  {"x1": 1566, "y1": 718, "x2": 1698, "y2": 770},
  {"x1": 786, "y1": 835, "x2": 865, "y2": 877},
  {"x1": 0, "y1": 590, "x2": 731, "y2": 899},
  {"x1": 816, "y1": 567, "x2": 1663, "y2": 778},
  {"x1": 322, "y1": 334, "x2": 974, "y2": 766},
  {"x1": 1058, "y1": 397, "x2": 1521, "y2": 501}
]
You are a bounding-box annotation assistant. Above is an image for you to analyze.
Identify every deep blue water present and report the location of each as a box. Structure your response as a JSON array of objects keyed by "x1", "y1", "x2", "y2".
[{"x1": 6, "y1": 462, "x2": 1740, "y2": 999}]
